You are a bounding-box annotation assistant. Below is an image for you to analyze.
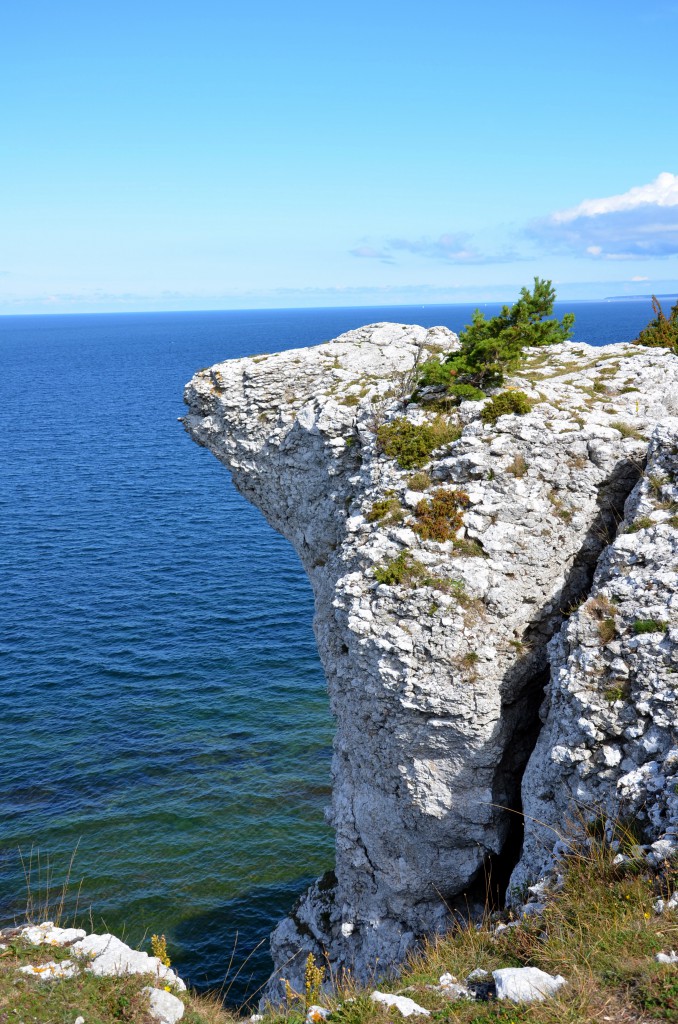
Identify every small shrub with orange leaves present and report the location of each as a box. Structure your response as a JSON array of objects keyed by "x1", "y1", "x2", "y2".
[{"x1": 412, "y1": 488, "x2": 470, "y2": 542}]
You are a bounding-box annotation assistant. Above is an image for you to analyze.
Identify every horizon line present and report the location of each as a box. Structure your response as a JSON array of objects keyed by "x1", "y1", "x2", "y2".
[{"x1": 2, "y1": 294, "x2": 675, "y2": 319}]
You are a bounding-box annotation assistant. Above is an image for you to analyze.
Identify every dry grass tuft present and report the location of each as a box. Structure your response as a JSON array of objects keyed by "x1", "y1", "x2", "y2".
[{"x1": 506, "y1": 454, "x2": 528, "y2": 478}]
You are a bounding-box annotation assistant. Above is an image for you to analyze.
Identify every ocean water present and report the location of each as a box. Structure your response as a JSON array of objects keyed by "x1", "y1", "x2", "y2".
[{"x1": 0, "y1": 299, "x2": 666, "y2": 1002}]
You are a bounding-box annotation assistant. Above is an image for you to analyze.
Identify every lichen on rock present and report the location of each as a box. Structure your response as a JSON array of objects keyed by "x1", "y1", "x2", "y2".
[{"x1": 183, "y1": 322, "x2": 678, "y2": 996}]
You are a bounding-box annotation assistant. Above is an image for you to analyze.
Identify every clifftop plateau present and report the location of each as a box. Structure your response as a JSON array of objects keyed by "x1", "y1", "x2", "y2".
[{"x1": 183, "y1": 323, "x2": 678, "y2": 997}]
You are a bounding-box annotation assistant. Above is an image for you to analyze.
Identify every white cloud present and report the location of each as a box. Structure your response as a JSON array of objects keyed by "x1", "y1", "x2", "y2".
[
  {"x1": 530, "y1": 173, "x2": 678, "y2": 259},
  {"x1": 552, "y1": 172, "x2": 678, "y2": 223},
  {"x1": 631, "y1": 275, "x2": 649, "y2": 282}
]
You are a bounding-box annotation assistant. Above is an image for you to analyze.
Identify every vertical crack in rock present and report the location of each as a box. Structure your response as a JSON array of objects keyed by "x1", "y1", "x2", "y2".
[
  {"x1": 182, "y1": 323, "x2": 678, "y2": 995},
  {"x1": 511, "y1": 418, "x2": 678, "y2": 896},
  {"x1": 454, "y1": 455, "x2": 645, "y2": 913}
]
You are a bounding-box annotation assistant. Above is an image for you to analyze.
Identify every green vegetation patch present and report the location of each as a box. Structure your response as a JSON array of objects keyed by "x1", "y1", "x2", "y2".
[
  {"x1": 604, "y1": 683, "x2": 630, "y2": 702},
  {"x1": 373, "y1": 551, "x2": 452, "y2": 593},
  {"x1": 506, "y1": 454, "x2": 528, "y2": 478},
  {"x1": 449, "y1": 382, "x2": 486, "y2": 402},
  {"x1": 632, "y1": 618, "x2": 668, "y2": 635},
  {"x1": 376, "y1": 416, "x2": 461, "y2": 469},
  {"x1": 451, "y1": 536, "x2": 486, "y2": 558},
  {"x1": 365, "y1": 491, "x2": 404, "y2": 525},
  {"x1": 626, "y1": 514, "x2": 655, "y2": 533},
  {"x1": 598, "y1": 617, "x2": 616, "y2": 644},
  {"x1": 610, "y1": 420, "x2": 646, "y2": 441},
  {"x1": 587, "y1": 595, "x2": 617, "y2": 644},
  {"x1": 15, "y1": 831, "x2": 675, "y2": 1024},
  {"x1": 481, "y1": 390, "x2": 533, "y2": 425},
  {"x1": 407, "y1": 470, "x2": 432, "y2": 491}
]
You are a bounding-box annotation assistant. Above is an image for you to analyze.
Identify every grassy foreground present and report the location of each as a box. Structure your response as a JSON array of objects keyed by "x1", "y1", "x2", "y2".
[{"x1": 2, "y1": 839, "x2": 676, "y2": 1024}]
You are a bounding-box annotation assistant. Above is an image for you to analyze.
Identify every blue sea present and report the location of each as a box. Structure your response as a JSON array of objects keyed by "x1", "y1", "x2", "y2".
[{"x1": 0, "y1": 299, "x2": 668, "y2": 1003}]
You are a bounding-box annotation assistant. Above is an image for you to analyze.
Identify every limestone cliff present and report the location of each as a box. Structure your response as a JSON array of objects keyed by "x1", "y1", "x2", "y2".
[{"x1": 182, "y1": 323, "x2": 678, "y2": 995}]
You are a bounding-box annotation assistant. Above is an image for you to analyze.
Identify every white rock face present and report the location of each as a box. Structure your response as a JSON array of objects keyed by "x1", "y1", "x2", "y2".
[
  {"x1": 71, "y1": 933, "x2": 186, "y2": 990},
  {"x1": 493, "y1": 966, "x2": 567, "y2": 1002},
  {"x1": 183, "y1": 323, "x2": 678, "y2": 993},
  {"x1": 512, "y1": 419, "x2": 678, "y2": 894}
]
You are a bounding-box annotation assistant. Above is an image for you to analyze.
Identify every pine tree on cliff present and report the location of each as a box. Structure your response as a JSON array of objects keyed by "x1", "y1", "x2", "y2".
[{"x1": 417, "y1": 277, "x2": 575, "y2": 396}]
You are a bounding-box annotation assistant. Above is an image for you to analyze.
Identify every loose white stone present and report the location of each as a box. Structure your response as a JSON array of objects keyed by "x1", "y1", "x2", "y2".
[
  {"x1": 306, "y1": 1006, "x2": 330, "y2": 1022},
  {"x1": 436, "y1": 976, "x2": 473, "y2": 1000},
  {"x1": 648, "y1": 839, "x2": 678, "y2": 866},
  {"x1": 466, "y1": 968, "x2": 489, "y2": 980},
  {"x1": 493, "y1": 966, "x2": 567, "y2": 1002},
  {"x1": 656, "y1": 951, "x2": 678, "y2": 964},
  {"x1": 143, "y1": 986, "x2": 185, "y2": 1024},
  {"x1": 654, "y1": 892, "x2": 678, "y2": 914},
  {"x1": 370, "y1": 991, "x2": 431, "y2": 1016}
]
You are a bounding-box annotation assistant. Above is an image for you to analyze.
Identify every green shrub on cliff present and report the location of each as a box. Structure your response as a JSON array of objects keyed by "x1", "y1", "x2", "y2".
[
  {"x1": 481, "y1": 389, "x2": 532, "y2": 424},
  {"x1": 633, "y1": 295, "x2": 678, "y2": 353},
  {"x1": 365, "y1": 492, "x2": 404, "y2": 525},
  {"x1": 376, "y1": 416, "x2": 460, "y2": 469}
]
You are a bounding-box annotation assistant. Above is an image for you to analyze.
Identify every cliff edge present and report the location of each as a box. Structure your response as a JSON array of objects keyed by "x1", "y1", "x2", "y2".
[{"x1": 182, "y1": 323, "x2": 678, "y2": 995}]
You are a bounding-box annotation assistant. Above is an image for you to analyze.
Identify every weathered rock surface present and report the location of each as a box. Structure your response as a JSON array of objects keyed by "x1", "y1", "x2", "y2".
[
  {"x1": 511, "y1": 419, "x2": 678, "y2": 895},
  {"x1": 183, "y1": 322, "x2": 678, "y2": 993}
]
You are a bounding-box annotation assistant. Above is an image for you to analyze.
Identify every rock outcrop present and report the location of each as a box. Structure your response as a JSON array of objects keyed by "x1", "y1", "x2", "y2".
[{"x1": 182, "y1": 323, "x2": 678, "y2": 995}]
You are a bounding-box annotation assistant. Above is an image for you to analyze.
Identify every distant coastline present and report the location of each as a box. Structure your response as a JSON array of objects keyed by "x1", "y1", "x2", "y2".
[{"x1": 604, "y1": 293, "x2": 678, "y2": 301}]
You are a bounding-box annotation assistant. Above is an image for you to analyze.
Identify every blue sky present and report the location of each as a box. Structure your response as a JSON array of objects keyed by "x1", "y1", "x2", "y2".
[{"x1": 2, "y1": 0, "x2": 678, "y2": 313}]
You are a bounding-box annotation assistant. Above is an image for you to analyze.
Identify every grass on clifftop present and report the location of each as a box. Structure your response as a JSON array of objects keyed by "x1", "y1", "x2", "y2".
[{"x1": 4, "y1": 835, "x2": 676, "y2": 1024}]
